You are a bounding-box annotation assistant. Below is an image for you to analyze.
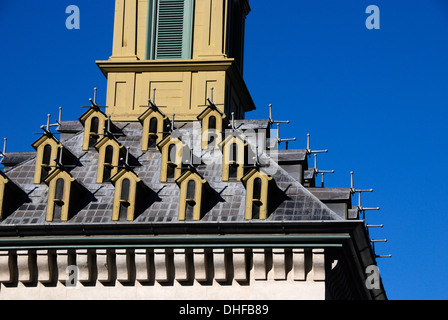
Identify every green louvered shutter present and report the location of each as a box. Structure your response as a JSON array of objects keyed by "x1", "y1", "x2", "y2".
[{"x1": 148, "y1": 0, "x2": 193, "y2": 60}]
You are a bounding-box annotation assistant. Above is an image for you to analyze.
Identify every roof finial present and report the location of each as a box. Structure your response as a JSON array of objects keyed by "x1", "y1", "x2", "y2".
[
  {"x1": 0, "y1": 138, "x2": 7, "y2": 160},
  {"x1": 275, "y1": 123, "x2": 296, "y2": 148},
  {"x1": 306, "y1": 133, "x2": 328, "y2": 155},
  {"x1": 268, "y1": 104, "x2": 290, "y2": 126},
  {"x1": 350, "y1": 171, "x2": 380, "y2": 217},
  {"x1": 313, "y1": 153, "x2": 334, "y2": 187}
]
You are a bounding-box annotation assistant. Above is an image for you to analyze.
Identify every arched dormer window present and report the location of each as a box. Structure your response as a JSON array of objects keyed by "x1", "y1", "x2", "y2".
[
  {"x1": 241, "y1": 169, "x2": 273, "y2": 221},
  {"x1": 176, "y1": 170, "x2": 208, "y2": 221},
  {"x1": 251, "y1": 177, "x2": 262, "y2": 220},
  {"x1": 111, "y1": 169, "x2": 144, "y2": 222},
  {"x1": 53, "y1": 178, "x2": 65, "y2": 222},
  {"x1": 32, "y1": 134, "x2": 62, "y2": 184},
  {"x1": 118, "y1": 178, "x2": 131, "y2": 221},
  {"x1": 103, "y1": 145, "x2": 114, "y2": 182},
  {"x1": 221, "y1": 134, "x2": 248, "y2": 182},
  {"x1": 79, "y1": 107, "x2": 108, "y2": 151},
  {"x1": 138, "y1": 106, "x2": 170, "y2": 152},
  {"x1": 44, "y1": 169, "x2": 76, "y2": 222},
  {"x1": 89, "y1": 117, "x2": 100, "y2": 148},
  {"x1": 185, "y1": 180, "x2": 196, "y2": 220},
  {"x1": 197, "y1": 106, "x2": 228, "y2": 150},
  {"x1": 95, "y1": 136, "x2": 124, "y2": 184},
  {"x1": 158, "y1": 136, "x2": 185, "y2": 183}
]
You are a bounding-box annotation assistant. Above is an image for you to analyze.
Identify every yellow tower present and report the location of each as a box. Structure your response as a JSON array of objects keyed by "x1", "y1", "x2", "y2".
[{"x1": 97, "y1": 0, "x2": 255, "y2": 121}]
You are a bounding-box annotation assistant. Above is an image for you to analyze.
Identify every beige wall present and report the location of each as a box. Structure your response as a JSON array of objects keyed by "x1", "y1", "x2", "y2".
[{"x1": 0, "y1": 248, "x2": 326, "y2": 300}]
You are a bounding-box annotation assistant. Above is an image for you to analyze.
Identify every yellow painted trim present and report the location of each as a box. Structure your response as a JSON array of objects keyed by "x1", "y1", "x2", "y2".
[
  {"x1": 159, "y1": 136, "x2": 185, "y2": 183},
  {"x1": 45, "y1": 170, "x2": 75, "y2": 222},
  {"x1": 32, "y1": 136, "x2": 62, "y2": 184},
  {"x1": 139, "y1": 108, "x2": 168, "y2": 151},
  {"x1": 221, "y1": 135, "x2": 247, "y2": 182},
  {"x1": 242, "y1": 169, "x2": 273, "y2": 221},
  {"x1": 198, "y1": 108, "x2": 227, "y2": 150},
  {"x1": 0, "y1": 174, "x2": 8, "y2": 221},
  {"x1": 80, "y1": 110, "x2": 108, "y2": 151},
  {"x1": 95, "y1": 137, "x2": 124, "y2": 184},
  {"x1": 111, "y1": 170, "x2": 141, "y2": 222},
  {"x1": 177, "y1": 171, "x2": 206, "y2": 221}
]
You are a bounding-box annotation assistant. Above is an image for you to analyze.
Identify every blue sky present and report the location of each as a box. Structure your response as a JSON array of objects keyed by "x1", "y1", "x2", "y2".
[{"x1": 1, "y1": 0, "x2": 448, "y2": 300}]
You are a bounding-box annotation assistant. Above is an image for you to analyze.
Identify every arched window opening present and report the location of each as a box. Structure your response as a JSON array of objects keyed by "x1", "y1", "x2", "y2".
[
  {"x1": 252, "y1": 177, "x2": 262, "y2": 220},
  {"x1": 185, "y1": 180, "x2": 196, "y2": 221},
  {"x1": 41, "y1": 144, "x2": 52, "y2": 183},
  {"x1": 89, "y1": 117, "x2": 100, "y2": 148},
  {"x1": 167, "y1": 144, "x2": 177, "y2": 181},
  {"x1": 229, "y1": 143, "x2": 239, "y2": 181},
  {"x1": 148, "y1": 117, "x2": 158, "y2": 149},
  {"x1": 253, "y1": 178, "x2": 262, "y2": 200},
  {"x1": 103, "y1": 145, "x2": 114, "y2": 182},
  {"x1": 53, "y1": 178, "x2": 65, "y2": 222},
  {"x1": 207, "y1": 116, "x2": 217, "y2": 146},
  {"x1": 119, "y1": 178, "x2": 131, "y2": 221},
  {"x1": 208, "y1": 116, "x2": 217, "y2": 130}
]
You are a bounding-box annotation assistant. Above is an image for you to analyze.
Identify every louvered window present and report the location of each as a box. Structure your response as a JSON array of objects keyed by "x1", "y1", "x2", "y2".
[{"x1": 147, "y1": 0, "x2": 194, "y2": 60}]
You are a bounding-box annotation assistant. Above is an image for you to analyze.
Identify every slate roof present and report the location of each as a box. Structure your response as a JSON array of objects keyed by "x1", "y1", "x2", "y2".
[{"x1": 0, "y1": 119, "x2": 346, "y2": 226}]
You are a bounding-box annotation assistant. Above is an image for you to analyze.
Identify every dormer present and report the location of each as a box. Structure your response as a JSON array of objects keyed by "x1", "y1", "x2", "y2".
[
  {"x1": 138, "y1": 104, "x2": 171, "y2": 151},
  {"x1": 31, "y1": 133, "x2": 62, "y2": 184},
  {"x1": 221, "y1": 132, "x2": 248, "y2": 182},
  {"x1": 157, "y1": 135, "x2": 187, "y2": 183},
  {"x1": 197, "y1": 104, "x2": 229, "y2": 150},
  {"x1": 241, "y1": 168, "x2": 273, "y2": 220},
  {"x1": 111, "y1": 169, "x2": 147, "y2": 222},
  {"x1": 176, "y1": 169, "x2": 208, "y2": 221},
  {"x1": 95, "y1": 136, "x2": 125, "y2": 184},
  {"x1": 0, "y1": 171, "x2": 27, "y2": 221},
  {"x1": 79, "y1": 107, "x2": 108, "y2": 151},
  {"x1": 44, "y1": 169, "x2": 85, "y2": 222}
]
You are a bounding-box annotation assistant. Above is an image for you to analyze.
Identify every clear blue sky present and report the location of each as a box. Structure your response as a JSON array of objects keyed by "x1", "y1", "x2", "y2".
[{"x1": 1, "y1": 0, "x2": 448, "y2": 300}]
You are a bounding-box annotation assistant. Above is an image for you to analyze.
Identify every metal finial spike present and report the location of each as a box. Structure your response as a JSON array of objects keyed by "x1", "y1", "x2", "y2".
[
  {"x1": 3, "y1": 138, "x2": 7, "y2": 155},
  {"x1": 367, "y1": 224, "x2": 384, "y2": 228},
  {"x1": 47, "y1": 114, "x2": 51, "y2": 131},
  {"x1": 268, "y1": 103, "x2": 290, "y2": 125},
  {"x1": 210, "y1": 87, "x2": 214, "y2": 104},
  {"x1": 125, "y1": 147, "x2": 130, "y2": 166},
  {"x1": 350, "y1": 171, "x2": 355, "y2": 191},
  {"x1": 94, "y1": 87, "x2": 98, "y2": 105},
  {"x1": 152, "y1": 88, "x2": 156, "y2": 105},
  {"x1": 231, "y1": 112, "x2": 235, "y2": 131},
  {"x1": 58, "y1": 107, "x2": 63, "y2": 124},
  {"x1": 107, "y1": 115, "x2": 111, "y2": 134},
  {"x1": 371, "y1": 239, "x2": 388, "y2": 243}
]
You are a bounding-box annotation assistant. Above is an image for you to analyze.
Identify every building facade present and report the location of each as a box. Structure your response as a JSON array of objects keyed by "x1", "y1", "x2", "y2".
[{"x1": 0, "y1": 0, "x2": 386, "y2": 300}]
